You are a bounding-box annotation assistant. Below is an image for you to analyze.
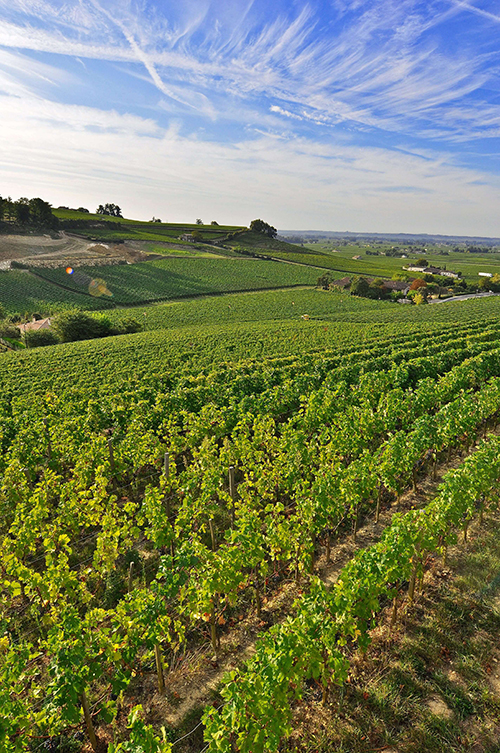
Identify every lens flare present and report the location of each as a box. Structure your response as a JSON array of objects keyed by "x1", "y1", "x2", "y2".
[
  {"x1": 66, "y1": 267, "x2": 74, "y2": 275},
  {"x1": 88, "y1": 278, "x2": 113, "y2": 298}
]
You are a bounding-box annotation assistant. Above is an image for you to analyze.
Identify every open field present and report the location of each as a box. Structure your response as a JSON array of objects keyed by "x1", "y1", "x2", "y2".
[
  {"x1": 231, "y1": 233, "x2": 500, "y2": 283},
  {"x1": 52, "y1": 208, "x2": 244, "y2": 243},
  {"x1": 280, "y1": 241, "x2": 500, "y2": 282}
]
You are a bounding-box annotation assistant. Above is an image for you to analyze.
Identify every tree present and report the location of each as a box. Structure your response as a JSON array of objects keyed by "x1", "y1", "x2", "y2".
[
  {"x1": 369, "y1": 278, "x2": 389, "y2": 299},
  {"x1": 29, "y1": 198, "x2": 58, "y2": 228},
  {"x1": 210, "y1": 220, "x2": 219, "y2": 226},
  {"x1": 24, "y1": 329, "x2": 59, "y2": 348},
  {"x1": 416, "y1": 257, "x2": 428, "y2": 267},
  {"x1": 409, "y1": 278, "x2": 427, "y2": 291},
  {"x1": 250, "y1": 219, "x2": 277, "y2": 238},
  {"x1": 195, "y1": 218, "x2": 203, "y2": 225},
  {"x1": 350, "y1": 276, "x2": 370, "y2": 297},
  {"x1": 317, "y1": 273, "x2": 332, "y2": 290},
  {"x1": 77, "y1": 207, "x2": 90, "y2": 213},
  {"x1": 0, "y1": 321, "x2": 21, "y2": 340},
  {"x1": 96, "y1": 203, "x2": 122, "y2": 217},
  {"x1": 150, "y1": 217, "x2": 162, "y2": 223},
  {"x1": 478, "y1": 277, "x2": 492, "y2": 291},
  {"x1": 14, "y1": 198, "x2": 30, "y2": 225}
]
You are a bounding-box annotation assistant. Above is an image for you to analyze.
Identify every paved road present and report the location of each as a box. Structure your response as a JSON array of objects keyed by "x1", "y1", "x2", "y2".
[{"x1": 429, "y1": 292, "x2": 500, "y2": 304}]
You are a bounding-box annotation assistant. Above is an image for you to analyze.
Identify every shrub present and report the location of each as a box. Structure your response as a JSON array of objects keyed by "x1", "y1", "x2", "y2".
[
  {"x1": 112, "y1": 317, "x2": 142, "y2": 335},
  {"x1": 0, "y1": 321, "x2": 21, "y2": 340},
  {"x1": 53, "y1": 311, "x2": 113, "y2": 342},
  {"x1": 413, "y1": 292, "x2": 427, "y2": 305},
  {"x1": 24, "y1": 329, "x2": 59, "y2": 348}
]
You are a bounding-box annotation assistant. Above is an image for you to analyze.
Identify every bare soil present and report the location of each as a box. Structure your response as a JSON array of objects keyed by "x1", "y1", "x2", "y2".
[{"x1": 0, "y1": 232, "x2": 162, "y2": 269}]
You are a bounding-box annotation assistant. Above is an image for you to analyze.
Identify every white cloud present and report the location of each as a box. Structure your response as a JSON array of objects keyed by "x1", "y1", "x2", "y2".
[
  {"x1": 1, "y1": 0, "x2": 500, "y2": 235},
  {"x1": 2, "y1": 92, "x2": 500, "y2": 235}
]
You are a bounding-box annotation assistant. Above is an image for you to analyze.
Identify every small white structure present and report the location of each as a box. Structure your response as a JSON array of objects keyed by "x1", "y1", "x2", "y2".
[{"x1": 479, "y1": 272, "x2": 493, "y2": 278}]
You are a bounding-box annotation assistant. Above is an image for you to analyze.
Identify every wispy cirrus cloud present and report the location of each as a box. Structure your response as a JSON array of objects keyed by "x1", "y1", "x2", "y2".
[
  {"x1": 1, "y1": 0, "x2": 499, "y2": 139},
  {"x1": 1, "y1": 0, "x2": 500, "y2": 232}
]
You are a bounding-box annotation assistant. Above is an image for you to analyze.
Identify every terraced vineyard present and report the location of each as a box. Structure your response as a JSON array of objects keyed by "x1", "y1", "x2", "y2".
[{"x1": 3, "y1": 301, "x2": 500, "y2": 752}]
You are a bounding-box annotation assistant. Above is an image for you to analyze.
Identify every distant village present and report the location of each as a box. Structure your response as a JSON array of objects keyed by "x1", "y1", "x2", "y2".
[{"x1": 319, "y1": 261, "x2": 498, "y2": 303}]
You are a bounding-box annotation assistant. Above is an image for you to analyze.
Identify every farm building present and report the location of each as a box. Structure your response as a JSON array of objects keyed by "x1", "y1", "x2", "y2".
[{"x1": 17, "y1": 318, "x2": 52, "y2": 334}]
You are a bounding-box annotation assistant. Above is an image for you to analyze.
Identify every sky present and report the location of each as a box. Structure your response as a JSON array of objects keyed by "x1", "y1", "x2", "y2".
[{"x1": 1, "y1": 1, "x2": 500, "y2": 235}]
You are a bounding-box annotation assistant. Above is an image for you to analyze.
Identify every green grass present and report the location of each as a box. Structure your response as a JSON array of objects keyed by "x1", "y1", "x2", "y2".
[
  {"x1": 287, "y1": 513, "x2": 500, "y2": 753},
  {"x1": 53, "y1": 209, "x2": 244, "y2": 244}
]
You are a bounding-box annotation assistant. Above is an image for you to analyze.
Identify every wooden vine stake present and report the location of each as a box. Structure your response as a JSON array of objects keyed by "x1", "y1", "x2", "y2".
[
  {"x1": 229, "y1": 465, "x2": 236, "y2": 527},
  {"x1": 375, "y1": 487, "x2": 382, "y2": 524},
  {"x1": 164, "y1": 452, "x2": 175, "y2": 558},
  {"x1": 432, "y1": 452, "x2": 438, "y2": 481},
  {"x1": 154, "y1": 642, "x2": 165, "y2": 694},
  {"x1": 254, "y1": 568, "x2": 262, "y2": 619},
  {"x1": 463, "y1": 519, "x2": 469, "y2": 543},
  {"x1": 408, "y1": 553, "x2": 419, "y2": 604},
  {"x1": 128, "y1": 562, "x2": 134, "y2": 593},
  {"x1": 310, "y1": 533, "x2": 316, "y2": 574},
  {"x1": 107, "y1": 437, "x2": 116, "y2": 490},
  {"x1": 80, "y1": 691, "x2": 98, "y2": 751},
  {"x1": 352, "y1": 503, "x2": 359, "y2": 543},
  {"x1": 321, "y1": 650, "x2": 330, "y2": 706},
  {"x1": 390, "y1": 593, "x2": 398, "y2": 628},
  {"x1": 24, "y1": 467, "x2": 33, "y2": 490},
  {"x1": 210, "y1": 600, "x2": 218, "y2": 654}
]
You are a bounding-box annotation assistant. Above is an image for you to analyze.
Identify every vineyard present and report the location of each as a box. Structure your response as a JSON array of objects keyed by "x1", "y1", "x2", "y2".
[
  {"x1": 31, "y1": 258, "x2": 319, "y2": 306},
  {"x1": 0, "y1": 258, "x2": 318, "y2": 314},
  {"x1": 0, "y1": 270, "x2": 115, "y2": 315},
  {"x1": 3, "y1": 305, "x2": 500, "y2": 752}
]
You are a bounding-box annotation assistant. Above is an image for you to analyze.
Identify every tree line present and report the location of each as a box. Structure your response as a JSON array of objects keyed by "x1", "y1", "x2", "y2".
[
  {"x1": 96, "y1": 203, "x2": 122, "y2": 217},
  {"x1": 0, "y1": 195, "x2": 58, "y2": 229}
]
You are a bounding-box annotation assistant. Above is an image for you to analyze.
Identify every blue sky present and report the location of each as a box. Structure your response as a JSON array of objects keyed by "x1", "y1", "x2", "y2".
[{"x1": 1, "y1": 0, "x2": 500, "y2": 234}]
